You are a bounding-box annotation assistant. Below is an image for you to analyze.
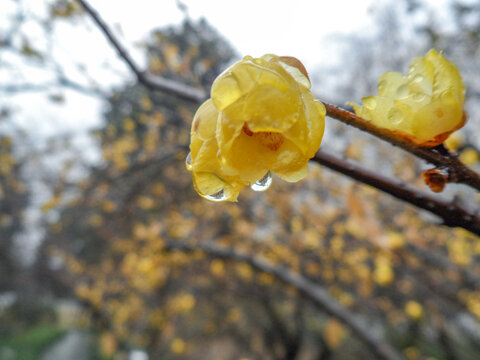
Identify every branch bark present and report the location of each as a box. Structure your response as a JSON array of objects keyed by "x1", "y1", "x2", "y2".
[
  {"x1": 166, "y1": 241, "x2": 404, "y2": 360},
  {"x1": 312, "y1": 150, "x2": 480, "y2": 237}
]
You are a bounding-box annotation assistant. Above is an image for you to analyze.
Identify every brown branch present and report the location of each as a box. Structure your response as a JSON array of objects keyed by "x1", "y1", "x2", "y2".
[
  {"x1": 166, "y1": 241, "x2": 404, "y2": 360},
  {"x1": 312, "y1": 150, "x2": 480, "y2": 237},
  {"x1": 76, "y1": 0, "x2": 206, "y2": 103},
  {"x1": 323, "y1": 103, "x2": 480, "y2": 192}
]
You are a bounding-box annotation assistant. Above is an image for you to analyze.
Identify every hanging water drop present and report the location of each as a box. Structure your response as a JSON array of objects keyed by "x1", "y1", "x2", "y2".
[
  {"x1": 205, "y1": 189, "x2": 227, "y2": 202},
  {"x1": 185, "y1": 152, "x2": 192, "y2": 170},
  {"x1": 251, "y1": 171, "x2": 272, "y2": 192}
]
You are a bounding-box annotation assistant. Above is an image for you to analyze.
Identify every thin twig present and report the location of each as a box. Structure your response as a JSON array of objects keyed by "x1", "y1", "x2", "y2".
[
  {"x1": 312, "y1": 150, "x2": 480, "y2": 237},
  {"x1": 166, "y1": 241, "x2": 404, "y2": 360},
  {"x1": 76, "y1": 0, "x2": 206, "y2": 103}
]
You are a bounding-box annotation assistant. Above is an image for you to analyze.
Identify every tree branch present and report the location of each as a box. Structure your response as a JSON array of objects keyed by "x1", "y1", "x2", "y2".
[
  {"x1": 76, "y1": 0, "x2": 206, "y2": 103},
  {"x1": 166, "y1": 241, "x2": 404, "y2": 360},
  {"x1": 323, "y1": 103, "x2": 480, "y2": 192},
  {"x1": 312, "y1": 150, "x2": 480, "y2": 237},
  {"x1": 0, "y1": 79, "x2": 104, "y2": 98}
]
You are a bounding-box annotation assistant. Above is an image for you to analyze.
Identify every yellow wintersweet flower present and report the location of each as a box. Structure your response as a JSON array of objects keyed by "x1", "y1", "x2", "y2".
[
  {"x1": 187, "y1": 54, "x2": 326, "y2": 201},
  {"x1": 348, "y1": 49, "x2": 466, "y2": 146},
  {"x1": 405, "y1": 300, "x2": 423, "y2": 320}
]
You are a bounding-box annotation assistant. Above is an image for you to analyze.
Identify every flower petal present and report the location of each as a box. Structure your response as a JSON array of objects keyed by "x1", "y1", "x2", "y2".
[
  {"x1": 378, "y1": 71, "x2": 408, "y2": 98},
  {"x1": 271, "y1": 140, "x2": 309, "y2": 182},
  {"x1": 192, "y1": 99, "x2": 219, "y2": 141}
]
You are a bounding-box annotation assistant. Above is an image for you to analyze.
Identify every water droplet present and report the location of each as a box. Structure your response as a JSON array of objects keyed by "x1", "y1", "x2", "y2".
[
  {"x1": 378, "y1": 80, "x2": 387, "y2": 94},
  {"x1": 185, "y1": 152, "x2": 192, "y2": 170},
  {"x1": 413, "y1": 93, "x2": 426, "y2": 102},
  {"x1": 205, "y1": 189, "x2": 227, "y2": 202},
  {"x1": 396, "y1": 84, "x2": 409, "y2": 98},
  {"x1": 413, "y1": 74, "x2": 423, "y2": 83},
  {"x1": 388, "y1": 108, "x2": 403, "y2": 125},
  {"x1": 440, "y1": 90, "x2": 455, "y2": 105},
  {"x1": 364, "y1": 98, "x2": 377, "y2": 110},
  {"x1": 251, "y1": 171, "x2": 272, "y2": 192}
]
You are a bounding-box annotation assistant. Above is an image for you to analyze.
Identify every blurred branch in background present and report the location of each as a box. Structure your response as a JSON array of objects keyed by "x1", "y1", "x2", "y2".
[{"x1": 166, "y1": 240, "x2": 404, "y2": 360}]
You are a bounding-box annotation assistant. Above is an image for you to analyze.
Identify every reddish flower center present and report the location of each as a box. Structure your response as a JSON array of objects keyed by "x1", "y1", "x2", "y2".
[{"x1": 242, "y1": 123, "x2": 284, "y2": 151}]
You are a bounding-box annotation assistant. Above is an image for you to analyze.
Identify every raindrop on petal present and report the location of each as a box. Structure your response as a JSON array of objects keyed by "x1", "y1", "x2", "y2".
[
  {"x1": 388, "y1": 108, "x2": 403, "y2": 125},
  {"x1": 205, "y1": 189, "x2": 227, "y2": 202},
  {"x1": 251, "y1": 171, "x2": 272, "y2": 192},
  {"x1": 413, "y1": 93, "x2": 426, "y2": 102},
  {"x1": 396, "y1": 84, "x2": 409, "y2": 98},
  {"x1": 413, "y1": 74, "x2": 424, "y2": 83},
  {"x1": 378, "y1": 80, "x2": 387, "y2": 94},
  {"x1": 185, "y1": 152, "x2": 192, "y2": 170},
  {"x1": 364, "y1": 98, "x2": 377, "y2": 110}
]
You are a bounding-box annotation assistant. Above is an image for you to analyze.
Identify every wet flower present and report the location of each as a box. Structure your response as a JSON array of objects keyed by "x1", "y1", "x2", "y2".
[
  {"x1": 348, "y1": 49, "x2": 466, "y2": 146},
  {"x1": 187, "y1": 54, "x2": 326, "y2": 201}
]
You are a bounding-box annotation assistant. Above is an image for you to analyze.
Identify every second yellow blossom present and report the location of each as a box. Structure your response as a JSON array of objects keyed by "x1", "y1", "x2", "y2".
[{"x1": 349, "y1": 49, "x2": 466, "y2": 146}]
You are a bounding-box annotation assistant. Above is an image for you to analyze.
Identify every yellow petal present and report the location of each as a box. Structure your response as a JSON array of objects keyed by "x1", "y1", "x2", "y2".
[
  {"x1": 218, "y1": 127, "x2": 277, "y2": 183},
  {"x1": 426, "y1": 49, "x2": 465, "y2": 104},
  {"x1": 407, "y1": 57, "x2": 434, "y2": 95},
  {"x1": 378, "y1": 72, "x2": 409, "y2": 98},
  {"x1": 192, "y1": 99, "x2": 219, "y2": 141},
  {"x1": 412, "y1": 95, "x2": 463, "y2": 143},
  {"x1": 282, "y1": 91, "x2": 325, "y2": 157},
  {"x1": 192, "y1": 171, "x2": 243, "y2": 202},
  {"x1": 271, "y1": 140, "x2": 309, "y2": 182}
]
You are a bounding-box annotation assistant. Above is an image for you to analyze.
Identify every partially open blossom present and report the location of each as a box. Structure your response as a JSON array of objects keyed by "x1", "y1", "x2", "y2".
[
  {"x1": 186, "y1": 54, "x2": 326, "y2": 201},
  {"x1": 348, "y1": 49, "x2": 466, "y2": 146}
]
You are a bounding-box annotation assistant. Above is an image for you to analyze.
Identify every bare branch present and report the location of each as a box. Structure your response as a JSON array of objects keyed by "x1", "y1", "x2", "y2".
[
  {"x1": 312, "y1": 150, "x2": 480, "y2": 237},
  {"x1": 0, "y1": 79, "x2": 104, "y2": 98},
  {"x1": 166, "y1": 241, "x2": 404, "y2": 360},
  {"x1": 76, "y1": 0, "x2": 207, "y2": 103}
]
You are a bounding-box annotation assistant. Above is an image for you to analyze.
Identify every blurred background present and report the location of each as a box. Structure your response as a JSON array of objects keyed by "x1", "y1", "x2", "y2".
[{"x1": 1, "y1": 0, "x2": 480, "y2": 359}]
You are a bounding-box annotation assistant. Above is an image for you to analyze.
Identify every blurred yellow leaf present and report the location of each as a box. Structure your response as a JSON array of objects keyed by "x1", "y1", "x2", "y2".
[
  {"x1": 100, "y1": 332, "x2": 117, "y2": 358},
  {"x1": 170, "y1": 338, "x2": 186, "y2": 354},
  {"x1": 459, "y1": 148, "x2": 479, "y2": 165},
  {"x1": 405, "y1": 301, "x2": 423, "y2": 320}
]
